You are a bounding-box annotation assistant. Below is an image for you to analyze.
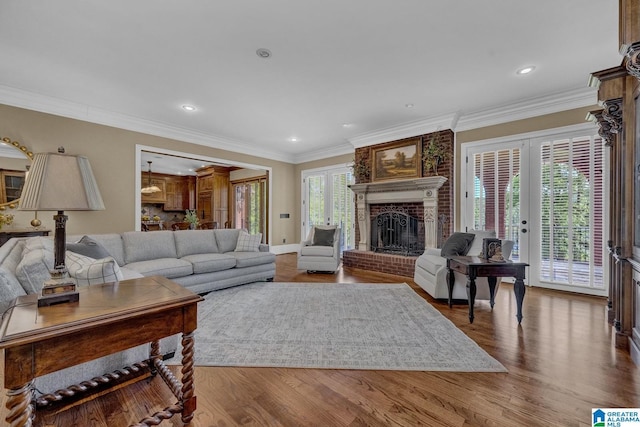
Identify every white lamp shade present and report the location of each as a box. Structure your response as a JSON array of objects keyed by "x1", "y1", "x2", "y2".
[{"x1": 19, "y1": 152, "x2": 105, "y2": 211}]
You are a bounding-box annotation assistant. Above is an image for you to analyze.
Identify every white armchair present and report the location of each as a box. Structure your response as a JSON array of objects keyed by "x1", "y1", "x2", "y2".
[
  {"x1": 297, "y1": 226, "x2": 341, "y2": 273},
  {"x1": 414, "y1": 230, "x2": 515, "y2": 301}
]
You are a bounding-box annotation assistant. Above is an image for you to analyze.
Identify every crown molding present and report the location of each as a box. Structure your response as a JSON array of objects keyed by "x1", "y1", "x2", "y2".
[
  {"x1": 454, "y1": 87, "x2": 599, "y2": 131},
  {"x1": 0, "y1": 84, "x2": 600, "y2": 165},
  {"x1": 460, "y1": 122, "x2": 598, "y2": 149},
  {"x1": 348, "y1": 113, "x2": 459, "y2": 148},
  {"x1": 292, "y1": 142, "x2": 354, "y2": 164},
  {"x1": 0, "y1": 85, "x2": 296, "y2": 163},
  {"x1": 345, "y1": 88, "x2": 598, "y2": 148}
]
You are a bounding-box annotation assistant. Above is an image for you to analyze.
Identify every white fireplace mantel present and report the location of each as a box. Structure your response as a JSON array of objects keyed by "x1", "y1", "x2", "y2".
[{"x1": 349, "y1": 176, "x2": 447, "y2": 251}]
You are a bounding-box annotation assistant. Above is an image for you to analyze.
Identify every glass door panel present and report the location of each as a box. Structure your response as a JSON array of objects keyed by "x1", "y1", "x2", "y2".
[
  {"x1": 232, "y1": 178, "x2": 266, "y2": 240},
  {"x1": 463, "y1": 130, "x2": 608, "y2": 296},
  {"x1": 302, "y1": 166, "x2": 354, "y2": 254},
  {"x1": 535, "y1": 135, "x2": 606, "y2": 291},
  {"x1": 467, "y1": 144, "x2": 525, "y2": 262}
]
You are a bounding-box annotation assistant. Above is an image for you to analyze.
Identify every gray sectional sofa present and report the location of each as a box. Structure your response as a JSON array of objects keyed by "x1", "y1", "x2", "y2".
[
  {"x1": 0, "y1": 228, "x2": 275, "y2": 400},
  {"x1": 67, "y1": 229, "x2": 276, "y2": 294}
]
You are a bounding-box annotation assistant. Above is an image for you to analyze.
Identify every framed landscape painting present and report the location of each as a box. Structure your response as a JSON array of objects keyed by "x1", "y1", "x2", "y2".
[{"x1": 372, "y1": 138, "x2": 421, "y2": 181}]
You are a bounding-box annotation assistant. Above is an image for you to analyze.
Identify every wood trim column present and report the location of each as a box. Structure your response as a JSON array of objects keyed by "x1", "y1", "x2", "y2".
[{"x1": 590, "y1": 66, "x2": 629, "y2": 349}]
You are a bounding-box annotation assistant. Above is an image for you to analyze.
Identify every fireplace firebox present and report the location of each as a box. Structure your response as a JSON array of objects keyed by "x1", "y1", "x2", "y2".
[{"x1": 370, "y1": 206, "x2": 423, "y2": 256}]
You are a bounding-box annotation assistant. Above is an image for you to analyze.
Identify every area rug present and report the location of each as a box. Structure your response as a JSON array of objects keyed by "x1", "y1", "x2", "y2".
[{"x1": 166, "y1": 282, "x2": 506, "y2": 372}]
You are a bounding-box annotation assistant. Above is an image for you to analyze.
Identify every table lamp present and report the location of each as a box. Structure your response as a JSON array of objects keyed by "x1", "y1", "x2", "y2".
[{"x1": 19, "y1": 147, "x2": 105, "y2": 306}]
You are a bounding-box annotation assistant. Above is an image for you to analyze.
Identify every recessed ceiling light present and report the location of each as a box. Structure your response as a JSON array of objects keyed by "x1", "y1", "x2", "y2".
[
  {"x1": 342, "y1": 123, "x2": 353, "y2": 128},
  {"x1": 516, "y1": 66, "x2": 536, "y2": 75},
  {"x1": 182, "y1": 104, "x2": 197, "y2": 112},
  {"x1": 256, "y1": 48, "x2": 272, "y2": 59},
  {"x1": 289, "y1": 137, "x2": 298, "y2": 143},
  {"x1": 405, "y1": 103, "x2": 414, "y2": 108}
]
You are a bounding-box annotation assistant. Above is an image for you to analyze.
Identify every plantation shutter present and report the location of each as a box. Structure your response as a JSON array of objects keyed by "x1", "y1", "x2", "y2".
[
  {"x1": 331, "y1": 170, "x2": 355, "y2": 252},
  {"x1": 472, "y1": 148, "x2": 521, "y2": 259},
  {"x1": 539, "y1": 135, "x2": 604, "y2": 288}
]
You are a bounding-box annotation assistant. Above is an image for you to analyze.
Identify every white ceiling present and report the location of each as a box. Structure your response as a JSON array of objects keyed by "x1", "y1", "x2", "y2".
[{"x1": 0, "y1": 1, "x2": 621, "y2": 164}]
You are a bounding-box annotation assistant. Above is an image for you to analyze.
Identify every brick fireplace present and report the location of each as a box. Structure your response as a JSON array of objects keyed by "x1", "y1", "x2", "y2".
[{"x1": 344, "y1": 177, "x2": 447, "y2": 277}]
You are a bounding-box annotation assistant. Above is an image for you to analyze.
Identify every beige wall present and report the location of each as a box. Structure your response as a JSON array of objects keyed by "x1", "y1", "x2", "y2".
[
  {"x1": 0, "y1": 104, "x2": 297, "y2": 246},
  {"x1": 229, "y1": 168, "x2": 267, "y2": 181}
]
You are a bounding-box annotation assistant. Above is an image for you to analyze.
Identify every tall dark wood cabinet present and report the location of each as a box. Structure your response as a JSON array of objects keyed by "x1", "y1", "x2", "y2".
[
  {"x1": 196, "y1": 166, "x2": 230, "y2": 227},
  {"x1": 589, "y1": 0, "x2": 640, "y2": 364},
  {"x1": 164, "y1": 175, "x2": 196, "y2": 211}
]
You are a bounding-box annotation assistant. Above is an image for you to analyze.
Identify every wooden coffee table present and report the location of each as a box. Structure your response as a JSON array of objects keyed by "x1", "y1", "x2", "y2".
[
  {"x1": 0, "y1": 275, "x2": 203, "y2": 426},
  {"x1": 446, "y1": 256, "x2": 529, "y2": 324}
]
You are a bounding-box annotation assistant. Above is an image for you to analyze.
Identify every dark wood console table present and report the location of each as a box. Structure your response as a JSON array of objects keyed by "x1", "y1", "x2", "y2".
[
  {"x1": 0, "y1": 275, "x2": 203, "y2": 426},
  {"x1": 0, "y1": 228, "x2": 51, "y2": 246},
  {"x1": 446, "y1": 256, "x2": 529, "y2": 324}
]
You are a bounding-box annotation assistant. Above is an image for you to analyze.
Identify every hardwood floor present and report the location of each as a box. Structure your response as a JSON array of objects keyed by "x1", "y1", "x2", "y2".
[{"x1": 2, "y1": 253, "x2": 639, "y2": 426}]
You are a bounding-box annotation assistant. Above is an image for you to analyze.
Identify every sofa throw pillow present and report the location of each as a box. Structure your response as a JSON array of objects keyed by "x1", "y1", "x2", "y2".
[
  {"x1": 440, "y1": 232, "x2": 475, "y2": 257},
  {"x1": 66, "y1": 251, "x2": 124, "y2": 286},
  {"x1": 235, "y1": 231, "x2": 262, "y2": 252},
  {"x1": 312, "y1": 228, "x2": 335, "y2": 246},
  {"x1": 67, "y1": 235, "x2": 111, "y2": 259},
  {"x1": 16, "y1": 238, "x2": 55, "y2": 295},
  {"x1": 0, "y1": 266, "x2": 27, "y2": 315}
]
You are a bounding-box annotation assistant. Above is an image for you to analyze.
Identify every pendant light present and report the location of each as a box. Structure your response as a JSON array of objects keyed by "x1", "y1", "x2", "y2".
[{"x1": 141, "y1": 161, "x2": 161, "y2": 194}]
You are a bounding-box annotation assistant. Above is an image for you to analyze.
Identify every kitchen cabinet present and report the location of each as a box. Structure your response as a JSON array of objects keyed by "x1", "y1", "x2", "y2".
[
  {"x1": 196, "y1": 166, "x2": 230, "y2": 227},
  {"x1": 141, "y1": 173, "x2": 167, "y2": 204},
  {"x1": 164, "y1": 176, "x2": 196, "y2": 211}
]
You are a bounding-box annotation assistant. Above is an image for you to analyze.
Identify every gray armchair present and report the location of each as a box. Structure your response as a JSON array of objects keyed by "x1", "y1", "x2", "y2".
[{"x1": 297, "y1": 226, "x2": 341, "y2": 273}]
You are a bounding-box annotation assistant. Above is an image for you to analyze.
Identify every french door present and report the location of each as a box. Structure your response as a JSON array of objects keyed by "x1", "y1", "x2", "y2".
[
  {"x1": 232, "y1": 177, "x2": 267, "y2": 240},
  {"x1": 301, "y1": 166, "x2": 354, "y2": 254},
  {"x1": 462, "y1": 127, "x2": 609, "y2": 296}
]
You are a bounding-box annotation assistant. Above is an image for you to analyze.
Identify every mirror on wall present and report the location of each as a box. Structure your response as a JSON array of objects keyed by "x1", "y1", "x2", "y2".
[{"x1": 0, "y1": 137, "x2": 33, "y2": 210}]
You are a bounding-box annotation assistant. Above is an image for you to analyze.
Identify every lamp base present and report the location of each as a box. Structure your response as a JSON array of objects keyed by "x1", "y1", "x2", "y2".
[{"x1": 38, "y1": 269, "x2": 79, "y2": 307}]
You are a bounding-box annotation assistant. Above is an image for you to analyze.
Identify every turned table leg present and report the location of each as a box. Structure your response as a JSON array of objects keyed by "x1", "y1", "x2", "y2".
[
  {"x1": 487, "y1": 276, "x2": 497, "y2": 309},
  {"x1": 466, "y1": 276, "x2": 477, "y2": 323},
  {"x1": 180, "y1": 331, "x2": 196, "y2": 424},
  {"x1": 514, "y1": 267, "x2": 527, "y2": 324},
  {"x1": 6, "y1": 380, "x2": 34, "y2": 427},
  {"x1": 447, "y1": 266, "x2": 455, "y2": 308}
]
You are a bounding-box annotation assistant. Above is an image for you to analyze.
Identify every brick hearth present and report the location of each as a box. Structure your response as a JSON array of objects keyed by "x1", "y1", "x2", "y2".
[{"x1": 343, "y1": 250, "x2": 417, "y2": 277}]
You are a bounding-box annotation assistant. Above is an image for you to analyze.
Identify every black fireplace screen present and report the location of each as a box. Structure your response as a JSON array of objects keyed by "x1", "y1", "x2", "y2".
[{"x1": 370, "y1": 208, "x2": 424, "y2": 256}]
